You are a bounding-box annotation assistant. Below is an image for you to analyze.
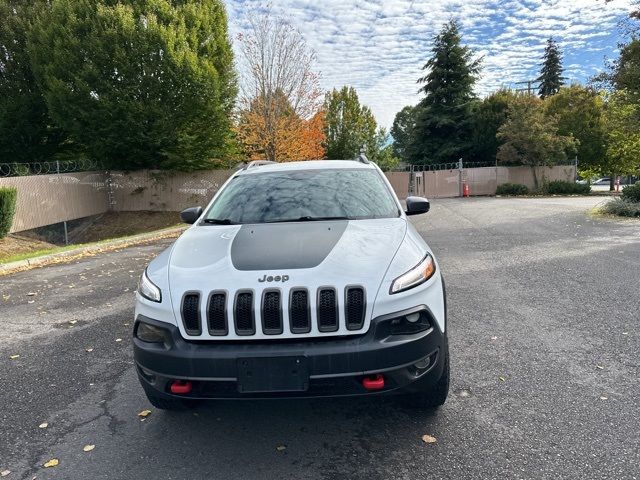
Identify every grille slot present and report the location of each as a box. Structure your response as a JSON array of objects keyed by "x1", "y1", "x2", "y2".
[
  {"x1": 345, "y1": 287, "x2": 366, "y2": 330},
  {"x1": 234, "y1": 291, "x2": 255, "y2": 335},
  {"x1": 182, "y1": 293, "x2": 202, "y2": 335},
  {"x1": 289, "y1": 289, "x2": 311, "y2": 334},
  {"x1": 317, "y1": 288, "x2": 339, "y2": 332},
  {"x1": 261, "y1": 290, "x2": 283, "y2": 335},
  {"x1": 207, "y1": 292, "x2": 228, "y2": 335}
]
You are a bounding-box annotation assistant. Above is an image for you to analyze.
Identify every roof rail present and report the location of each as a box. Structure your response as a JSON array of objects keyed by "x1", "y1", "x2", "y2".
[
  {"x1": 357, "y1": 146, "x2": 370, "y2": 164},
  {"x1": 242, "y1": 160, "x2": 277, "y2": 170}
]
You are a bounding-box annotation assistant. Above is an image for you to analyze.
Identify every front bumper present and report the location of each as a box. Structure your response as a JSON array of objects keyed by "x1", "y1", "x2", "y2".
[{"x1": 133, "y1": 306, "x2": 446, "y2": 400}]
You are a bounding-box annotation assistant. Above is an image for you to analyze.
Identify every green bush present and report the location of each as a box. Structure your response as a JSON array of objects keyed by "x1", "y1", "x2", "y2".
[
  {"x1": 601, "y1": 198, "x2": 640, "y2": 217},
  {"x1": 0, "y1": 187, "x2": 18, "y2": 238},
  {"x1": 544, "y1": 180, "x2": 591, "y2": 195},
  {"x1": 496, "y1": 183, "x2": 529, "y2": 195},
  {"x1": 621, "y1": 182, "x2": 640, "y2": 203}
]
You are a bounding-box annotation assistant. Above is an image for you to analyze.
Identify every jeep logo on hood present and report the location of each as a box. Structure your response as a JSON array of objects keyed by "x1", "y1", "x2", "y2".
[{"x1": 258, "y1": 274, "x2": 289, "y2": 283}]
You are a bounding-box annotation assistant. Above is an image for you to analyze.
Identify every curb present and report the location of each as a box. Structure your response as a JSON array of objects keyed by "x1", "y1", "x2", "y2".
[{"x1": 0, "y1": 226, "x2": 186, "y2": 276}]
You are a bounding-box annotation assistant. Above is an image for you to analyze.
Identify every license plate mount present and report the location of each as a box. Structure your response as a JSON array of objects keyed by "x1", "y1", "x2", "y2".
[{"x1": 237, "y1": 356, "x2": 309, "y2": 393}]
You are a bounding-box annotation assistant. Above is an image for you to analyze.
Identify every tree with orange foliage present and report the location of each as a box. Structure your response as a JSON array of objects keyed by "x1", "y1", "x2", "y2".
[{"x1": 235, "y1": 6, "x2": 324, "y2": 161}]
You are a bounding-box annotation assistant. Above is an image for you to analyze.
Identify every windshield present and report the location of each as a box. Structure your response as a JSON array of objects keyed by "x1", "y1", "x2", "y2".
[{"x1": 203, "y1": 168, "x2": 399, "y2": 224}]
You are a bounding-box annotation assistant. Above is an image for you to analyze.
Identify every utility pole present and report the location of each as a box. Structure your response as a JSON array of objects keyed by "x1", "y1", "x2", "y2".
[{"x1": 514, "y1": 80, "x2": 538, "y2": 96}]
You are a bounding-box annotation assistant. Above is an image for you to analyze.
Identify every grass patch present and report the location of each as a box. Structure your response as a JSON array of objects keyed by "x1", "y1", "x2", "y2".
[{"x1": 599, "y1": 199, "x2": 640, "y2": 218}]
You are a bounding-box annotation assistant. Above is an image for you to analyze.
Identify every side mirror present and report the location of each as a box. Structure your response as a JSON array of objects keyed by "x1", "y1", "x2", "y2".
[
  {"x1": 180, "y1": 206, "x2": 203, "y2": 224},
  {"x1": 405, "y1": 196, "x2": 430, "y2": 216}
]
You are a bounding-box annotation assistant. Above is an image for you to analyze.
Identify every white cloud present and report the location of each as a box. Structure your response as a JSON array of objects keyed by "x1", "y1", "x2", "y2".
[{"x1": 226, "y1": 0, "x2": 634, "y2": 128}]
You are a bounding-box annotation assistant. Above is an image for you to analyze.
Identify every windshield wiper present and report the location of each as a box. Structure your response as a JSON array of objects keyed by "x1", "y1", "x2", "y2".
[
  {"x1": 202, "y1": 218, "x2": 237, "y2": 225},
  {"x1": 266, "y1": 216, "x2": 350, "y2": 223}
]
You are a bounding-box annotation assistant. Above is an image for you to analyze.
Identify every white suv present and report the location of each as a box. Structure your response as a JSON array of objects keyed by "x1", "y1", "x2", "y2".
[{"x1": 133, "y1": 158, "x2": 449, "y2": 410}]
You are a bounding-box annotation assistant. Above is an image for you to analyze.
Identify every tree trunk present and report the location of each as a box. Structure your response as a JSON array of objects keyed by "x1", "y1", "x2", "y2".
[
  {"x1": 609, "y1": 175, "x2": 615, "y2": 192},
  {"x1": 532, "y1": 166, "x2": 539, "y2": 191}
]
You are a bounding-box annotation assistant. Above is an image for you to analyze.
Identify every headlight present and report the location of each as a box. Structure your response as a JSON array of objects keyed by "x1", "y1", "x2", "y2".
[
  {"x1": 390, "y1": 254, "x2": 436, "y2": 294},
  {"x1": 138, "y1": 269, "x2": 162, "y2": 303}
]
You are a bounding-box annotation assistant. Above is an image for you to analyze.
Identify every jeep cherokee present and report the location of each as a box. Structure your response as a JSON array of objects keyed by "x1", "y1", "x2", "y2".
[{"x1": 133, "y1": 157, "x2": 449, "y2": 410}]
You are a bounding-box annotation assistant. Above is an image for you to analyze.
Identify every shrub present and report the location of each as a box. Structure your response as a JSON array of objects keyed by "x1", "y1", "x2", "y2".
[
  {"x1": 0, "y1": 187, "x2": 18, "y2": 238},
  {"x1": 543, "y1": 180, "x2": 591, "y2": 195},
  {"x1": 621, "y1": 182, "x2": 640, "y2": 203},
  {"x1": 601, "y1": 198, "x2": 640, "y2": 217},
  {"x1": 496, "y1": 183, "x2": 529, "y2": 196}
]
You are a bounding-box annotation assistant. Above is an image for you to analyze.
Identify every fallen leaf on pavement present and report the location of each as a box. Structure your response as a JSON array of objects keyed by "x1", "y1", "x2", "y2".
[
  {"x1": 1, "y1": 470, "x2": 10, "y2": 477},
  {"x1": 9, "y1": 355, "x2": 19, "y2": 360},
  {"x1": 600, "y1": 396, "x2": 608, "y2": 400},
  {"x1": 85, "y1": 348, "x2": 93, "y2": 353},
  {"x1": 622, "y1": 332, "x2": 628, "y2": 335},
  {"x1": 39, "y1": 422, "x2": 48, "y2": 429},
  {"x1": 2, "y1": 294, "x2": 10, "y2": 301},
  {"x1": 422, "y1": 434, "x2": 437, "y2": 444},
  {"x1": 43, "y1": 459, "x2": 59, "y2": 468},
  {"x1": 499, "y1": 376, "x2": 506, "y2": 382},
  {"x1": 596, "y1": 365, "x2": 604, "y2": 370},
  {"x1": 27, "y1": 292, "x2": 37, "y2": 296},
  {"x1": 138, "y1": 410, "x2": 152, "y2": 418},
  {"x1": 490, "y1": 336, "x2": 497, "y2": 341},
  {"x1": 68, "y1": 320, "x2": 77, "y2": 325},
  {"x1": 276, "y1": 445, "x2": 286, "y2": 451},
  {"x1": 115, "y1": 338, "x2": 122, "y2": 342},
  {"x1": 83, "y1": 445, "x2": 95, "y2": 452}
]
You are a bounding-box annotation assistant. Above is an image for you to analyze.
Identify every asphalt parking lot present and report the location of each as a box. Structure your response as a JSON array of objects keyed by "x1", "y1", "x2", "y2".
[{"x1": 1, "y1": 196, "x2": 639, "y2": 480}]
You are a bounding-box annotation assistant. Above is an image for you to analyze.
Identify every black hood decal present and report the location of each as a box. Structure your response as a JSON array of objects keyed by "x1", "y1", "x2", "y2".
[{"x1": 231, "y1": 221, "x2": 348, "y2": 271}]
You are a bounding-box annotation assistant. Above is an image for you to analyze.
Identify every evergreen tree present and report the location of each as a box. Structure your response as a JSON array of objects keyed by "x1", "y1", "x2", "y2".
[
  {"x1": 28, "y1": 0, "x2": 237, "y2": 170},
  {"x1": 390, "y1": 105, "x2": 416, "y2": 161},
  {"x1": 408, "y1": 20, "x2": 481, "y2": 165},
  {"x1": 468, "y1": 89, "x2": 518, "y2": 163},
  {"x1": 323, "y1": 86, "x2": 377, "y2": 160},
  {"x1": 537, "y1": 38, "x2": 565, "y2": 98},
  {"x1": 0, "y1": 0, "x2": 70, "y2": 163}
]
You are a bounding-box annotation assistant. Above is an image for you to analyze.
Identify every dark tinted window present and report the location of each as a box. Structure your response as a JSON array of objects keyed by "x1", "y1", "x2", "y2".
[{"x1": 204, "y1": 168, "x2": 399, "y2": 224}]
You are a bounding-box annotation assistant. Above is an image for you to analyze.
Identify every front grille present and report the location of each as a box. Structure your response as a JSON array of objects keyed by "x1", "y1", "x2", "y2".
[
  {"x1": 207, "y1": 292, "x2": 227, "y2": 335},
  {"x1": 289, "y1": 289, "x2": 311, "y2": 334},
  {"x1": 261, "y1": 290, "x2": 283, "y2": 335},
  {"x1": 345, "y1": 287, "x2": 366, "y2": 330},
  {"x1": 181, "y1": 285, "x2": 366, "y2": 338},
  {"x1": 182, "y1": 293, "x2": 201, "y2": 335},
  {"x1": 317, "y1": 288, "x2": 339, "y2": 332},
  {"x1": 234, "y1": 291, "x2": 255, "y2": 335}
]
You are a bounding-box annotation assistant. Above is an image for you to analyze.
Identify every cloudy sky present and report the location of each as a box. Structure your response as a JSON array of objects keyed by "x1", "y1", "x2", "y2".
[{"x1": 226, "y1": 0, "x2": 635, "y2": 128}]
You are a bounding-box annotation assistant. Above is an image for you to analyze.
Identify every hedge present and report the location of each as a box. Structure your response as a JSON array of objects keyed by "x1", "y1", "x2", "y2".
[
  {"x1": 496, "y1": 183, "x2": 529, "y2": 195},
  {"x1": 543, "y1": 180, "x2": 591, "y2": 195},
  {"x1": 621, "y1": 182, "x2": 640, "y2": 203},
  {"x1": 0, "y1": 187, "x2": 18, "y2": 238},
  {"x1": 601, "y1": 198, "x2": 640, "y2": 218}
]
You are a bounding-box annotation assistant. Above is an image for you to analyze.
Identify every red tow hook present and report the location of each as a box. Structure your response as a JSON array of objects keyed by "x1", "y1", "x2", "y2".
[
  {"x1": 362, "y1": 374, "x2": 385, "y2": 391},
  {"x1": 170, "y1": 380, "x2": 193, "y2": 395}
]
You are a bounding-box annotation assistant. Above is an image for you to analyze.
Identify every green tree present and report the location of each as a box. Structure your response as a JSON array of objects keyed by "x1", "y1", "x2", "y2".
[
  {"x1": 468, "y1": 89, "x2": 518, "y2": 163},
  {"x1": 390, "y1": 105, "x2": 416, "y2": 161},
  {"x1": 497, "y1": 96, "x2": 578, "y2": 189},
  {"x1": 612, "y1": 39, "x2": 640, "y2": 103},
  {"x1": 601, "y1": 90, "x2": 640, "y2": 181},
  {"x1": 369, "y1": 128, "x2": 399, "y2": 171},
  {"x1": 323, "y1": 86, "x2": 377, "y2": 160},
  {"x1": 0, "y1": 0, "x2": 70, "y2": 163},
  {"x1": 28, "y1": 0, "x2": 237, "y2": 171},
  {"x1": 543, "y1": 85, "x2": 606, "y2": 173},
  {"x1": 537, "y1": 38, "x2": 565, "y2": 98},
  {"x1": 409, "y1": 20, "x2": 481, "y2": 165}
]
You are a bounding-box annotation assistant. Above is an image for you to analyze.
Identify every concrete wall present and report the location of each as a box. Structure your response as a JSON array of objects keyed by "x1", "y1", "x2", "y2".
[
  {"x1": 0, "y1": 172, "x2": 108, "y2": 233},
  {"x1": 0, "y1": 165, "x2": 576, "y2": 233}
]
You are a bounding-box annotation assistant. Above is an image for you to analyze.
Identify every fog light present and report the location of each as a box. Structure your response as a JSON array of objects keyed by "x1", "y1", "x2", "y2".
[
  {"x1": 406, "y1": 313, "x2": 420, "y2": 323},
  {"x1": 414, "y1": 357, "x2": 431, "y2": 370},
  {"x1": 136, "y1": 322, "x2": 168, "y2": 343}
]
